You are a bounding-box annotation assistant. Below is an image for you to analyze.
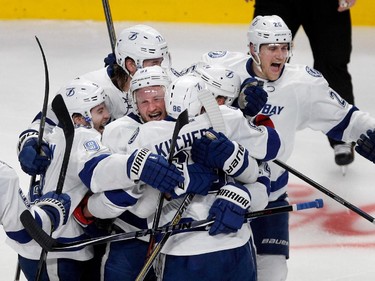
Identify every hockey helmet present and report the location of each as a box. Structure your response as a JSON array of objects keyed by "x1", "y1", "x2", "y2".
[
  {"x1": 193, "y1": 63, "x2": 240, "y2": 105},
  {"x1": 115, "y1": 25, "x2": 170, "y2": 73}
]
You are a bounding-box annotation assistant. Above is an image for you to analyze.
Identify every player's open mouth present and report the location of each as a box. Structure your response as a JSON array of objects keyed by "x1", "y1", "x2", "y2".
[
  {"x1": 149, "y1": 112, "x2": 162, "y2": 120},
  {"x1": 270, "y1": 63, "x2": 281, "y2": 72}
]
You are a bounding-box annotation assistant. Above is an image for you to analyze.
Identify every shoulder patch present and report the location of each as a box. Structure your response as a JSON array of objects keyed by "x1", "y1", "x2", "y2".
[
  {"x1": 128, "y1": 127, "x2": 140, "y2": 145},
  {"x1": 305, "y1": 66, "x2": 322, "y2": 77},
  {"x1": 207, "y1": 51, "x2": 227, "y2": 58},
  {"x1": 83, "y1": 140, "x2": 100, "y2": 151}
]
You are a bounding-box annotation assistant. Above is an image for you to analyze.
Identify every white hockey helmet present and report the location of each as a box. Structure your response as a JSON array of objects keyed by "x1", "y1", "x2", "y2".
[
  {"x1": 165, "y1": 75, "x2": 210, "y2": 119},
  {"x1": 130, "y1": 65, "x2": 171, "y2": 115},
  {"x1": 193, "y1": 63, "x2": 240, "y2": 105},
  {"x1": 115, "y1": 25, "x2": 170, "y2": 73},
  {"x1": 58, "y1": 78, "x2": 106, "y2": 126},
  {"x1": 247, "y1": 15, "x2": 292, "y2": 57}
]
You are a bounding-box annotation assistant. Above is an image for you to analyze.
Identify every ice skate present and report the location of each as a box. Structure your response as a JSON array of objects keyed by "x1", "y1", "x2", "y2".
[{"x1": 334, "y1": 143, "x2": 354, "y2": 176}]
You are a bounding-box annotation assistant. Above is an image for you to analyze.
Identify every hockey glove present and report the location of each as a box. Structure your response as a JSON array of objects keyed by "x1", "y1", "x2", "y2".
[
  {"x1": 208, "y1": 182, "x2": 251, "y2": 236},
  {"x1": 356, "y1": 129, "x2": 375, "y2": 163},
  {"x1": 172, "y1": 162, "x2": 218, "y2": 198},
  {"x1": 104, "y1": 53, "x2": 116, "y2": 77},
  {"x1": 127, "y1": 148, "x2": 185, "y2": 194},
  {"x1": 18, "y1": 129, "x2": 52, "y2": 176},
  {"x1": 191, "y1": 129, "x2": 250, "y2": 178},
  {"x1": 104, "y1": 52, "x2": 116, "y2": 67},
  {"x1": 238, "y1": 77, "x2": 268, "y2": 117},
  {"x1": 36, "y1": 191, "x2": 71, "y2": 231}
]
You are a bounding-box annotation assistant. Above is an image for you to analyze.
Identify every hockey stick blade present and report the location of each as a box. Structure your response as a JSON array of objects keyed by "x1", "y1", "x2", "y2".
[
  {"x1": 274, "y1": 159, "x2": 375, "y2": 224},
  {"x1": 20, "y1": 210, "x2": 56, "y2": 252},
  {"x1": 51, "y1": 94, "x2": 75, "y2": 195},
  {"x1": 48, "y1": 199, "x2": 322, "y2": 251}
]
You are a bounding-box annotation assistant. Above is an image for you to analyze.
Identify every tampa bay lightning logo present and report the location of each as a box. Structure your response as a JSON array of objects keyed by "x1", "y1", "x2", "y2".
[
  {"x1": 207, "y1": 51, "x2": 227, "y2": 58},
  {"x1": 226, "y1": 70, "x2": 234, "y2": 78},
  {"x1": 84, "y1": 140, "x2": 100, "y2": 151},
  {"x1": 305, "y1": 66, "x2": 322, "y2": 77},
  {"x1": 128, "y1": 127, "x2": 140, "y2": 145},
  {"x1": 66, "y1": 87, "x2": 75, "y2": 97},
  {"x1": 128, "y1": 32, "x2": 139, "y2": 40}
]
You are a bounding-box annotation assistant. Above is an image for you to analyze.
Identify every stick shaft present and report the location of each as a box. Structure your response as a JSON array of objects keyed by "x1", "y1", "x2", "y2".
[{"x1": 274, "y1": 159, "x2": 375, "y2": 223}]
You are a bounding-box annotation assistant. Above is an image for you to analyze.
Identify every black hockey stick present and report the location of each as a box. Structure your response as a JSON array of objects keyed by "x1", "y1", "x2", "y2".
[
  {"x1": 14, "y1": 36, "x2": 50, "y2": 281},
  {"x1": 28, "y1": 36, "x2": 50, "y2": 192},
  {"x1": 145, "y1": 109, "x2": 189, "y2": 260},
  {"x1": 274, "y1": 159, "x2": 375, "y2": 224},
  {"x1": 20, "y1": 94, "x2": 75, "y2": 280},
  {"x1": 101, "y1": 0, "x2": 116, "y2": 53},
  {"x1": 32, "y1": 199, "x2": 323, "y2": 252}
]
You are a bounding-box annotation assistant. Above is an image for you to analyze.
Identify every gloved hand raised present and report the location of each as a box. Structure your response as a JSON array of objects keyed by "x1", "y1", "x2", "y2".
[
  {"x1": 356, "y1": 129, "x2": 375, "y2": 163},
  {"x1": 104, "y1": 53, "x2": 116, "y2": 77},
  {"x1": 17, "y1": 130, "x2": 52, "y2": 176},
  {"x1": 127, "y1": 148, "x2": 184, "y2": 193},
  {"x1": 208, "y1": 182, "x2": 251, "y2": 235},
  {"x1": 104, "y1": 52, "x2": 116, "y2": 67},
  {"x1": 238, "y1": 77, "x2": 268, "y2": 117},
  {"x1": 191, "y1": 129, "x2": 250, "y2": 178},
  {"x1": 36, "y1": 191, "x2": 71, "y2": 231}
]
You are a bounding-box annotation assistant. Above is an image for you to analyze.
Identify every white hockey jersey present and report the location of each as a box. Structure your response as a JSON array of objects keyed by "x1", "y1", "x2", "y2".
[
  {"x1": 202, "y1": 51, "x2": 375, "y2": 201},
  {"x1": 123, "y1": 105, "x2": 281, "y2": 255}
]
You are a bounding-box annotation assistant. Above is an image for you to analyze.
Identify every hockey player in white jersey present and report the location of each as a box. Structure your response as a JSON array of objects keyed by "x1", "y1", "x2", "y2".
[
  {"x1": 16, "y1": 79, "x2": 183, "y2": 280},
  {"x1": 120, "y1": 73, "x2": 282, "y2": 281},
  {"x1": 0, "y1": 160, "x2": 70, "y2": 276},
  {"x1": 202, "y1": 15, "x2": 375, "y2": 281}
]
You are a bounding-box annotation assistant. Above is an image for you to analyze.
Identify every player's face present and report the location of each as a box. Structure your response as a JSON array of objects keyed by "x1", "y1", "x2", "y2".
[
  {"x1": 90, "y1": 103, "x2": 110, "y2": 134},
  {"x1": 135, "y1": 86, "x2": 167, "y2": 122},
  {"x1": 256, "y1": 43, "x2": 289, "y2": 80}
]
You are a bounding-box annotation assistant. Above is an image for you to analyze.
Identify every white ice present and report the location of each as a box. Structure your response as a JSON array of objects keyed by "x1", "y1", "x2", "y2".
[{"x1": 1, "y1": 20, "x2": 375, "y2": 280}]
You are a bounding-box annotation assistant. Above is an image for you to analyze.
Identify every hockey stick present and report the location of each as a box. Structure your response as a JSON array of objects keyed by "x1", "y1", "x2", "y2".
[
  {"x1": 145, "y1": 109, "x2": 189, "y2": 261},
  {"x1": 20, "y1": 94, "x2": 75, "y2": 280},
  {"x1": 14, "y1": 36, "x2": 50, "y2": 281},
  {"x1": 274, "y1": 159, "x2": 375, "y2": 224},
  {"x1": 28, "y1": 36, "x2": 50, "y2": 192},
  {"x1": 101, "y1": 0, "x2": 116, "y2": 53},
  {"x1": 31, "y1": 199, "x2": 322, "y2": 252},
  {"x1": 136, "y1": 88, "x2": 227, "y2": 280}
]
